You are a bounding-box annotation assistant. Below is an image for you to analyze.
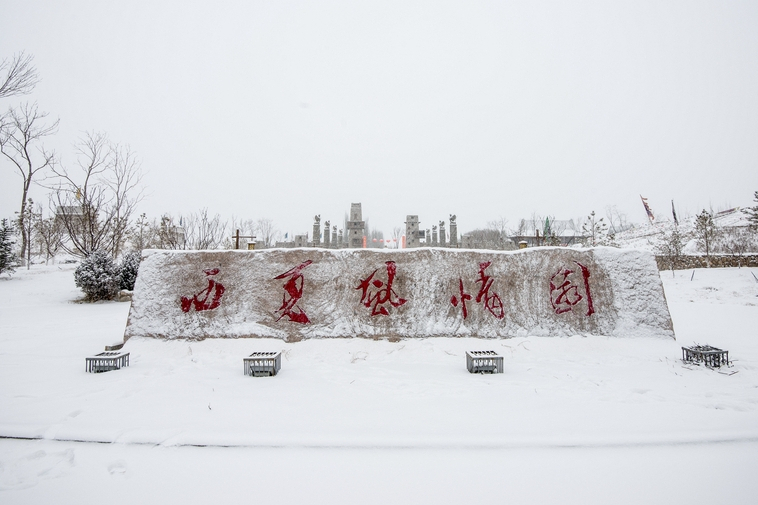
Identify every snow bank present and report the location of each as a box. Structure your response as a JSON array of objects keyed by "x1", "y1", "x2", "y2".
[{"x1": 124, "y1": 247, "x2": 674, "y2": 341}]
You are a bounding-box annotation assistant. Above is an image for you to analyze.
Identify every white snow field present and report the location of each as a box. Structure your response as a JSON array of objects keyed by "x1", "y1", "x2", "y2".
[{"x1": 1, "y1": 263, "x2": 757, "y2": 504}]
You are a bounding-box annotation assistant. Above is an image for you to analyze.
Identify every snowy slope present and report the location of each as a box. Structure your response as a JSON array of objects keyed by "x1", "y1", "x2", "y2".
[{"x1": 615, "y1": 207, "x2": 755, "y2": 253}]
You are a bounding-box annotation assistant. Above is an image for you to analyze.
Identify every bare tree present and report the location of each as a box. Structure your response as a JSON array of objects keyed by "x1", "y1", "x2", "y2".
[
  {"x1": 515, "y1": 218, "x2": 528, "y2": 237},
  {"x1": 718, "y1": 226, "x2": 756, "y2": 267},
  {"x1": 50, "y1": 132, "x2": 143, "y2": 258},
  {"x1": 33, "y1": 202, "x2": 63, "y2": 264},
  {"x1": 106, "y1": 143, "x2": 142, "y2": 258},
  {"x1": 0, "y1": 102, "x2": 58, "y2": 263},
  {"x1": 694, "y1": 209, "x2": 718, "y2": 267},
  {"x1": 462, "y1": 228, "x2": 515, "y2": 250},
  {"x1": 655, "y1": 226, "x2": 686, "y2": 276},
  {"x1": 392, "y1": 226, "x2": 402, "y2": 248},
  {"x1": 746, "y1": 191, "x2": 758, "y2": 232},
  {"x1": 157, "y1": 215, "x2": 186, "y2": 249},
  {"x1": 255, "y1": 218, "x2": 279, "y2": 248},
  {"x1": 223, "y1": 217, "x2": 258, "y2": 250},
  {"x1": 184, "y1": 208, "x2": 226, "y2": 249},
  {"x1": 485, "y1": 217, "x2": 513, "y2": 249},
  {"x1": 127, "y1": 213, "x2": 159, "y2": 252},
  {"x1": 582, "y1": 211, "x2": 609, "y2": 247},
  {"x1": 605, "y1": 205, "x2": 631, "y2": 236},
  {"x1": 230, "y1": 217, "x2": 256, "y2": 239},
  {"x1": 0, "y1": 52, "x2": 39, "y2": 99},
  {"x1": 19, "y1": 197, "x2": 39, "y2": 268}
]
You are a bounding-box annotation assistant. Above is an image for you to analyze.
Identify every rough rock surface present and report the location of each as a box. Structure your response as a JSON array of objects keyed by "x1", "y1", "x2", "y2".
[{"x1": 124, "y1": 247, "x2": 674, "y2": 341}]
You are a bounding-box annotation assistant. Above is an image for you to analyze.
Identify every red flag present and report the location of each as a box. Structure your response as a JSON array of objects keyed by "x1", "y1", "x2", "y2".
[{"x1": 640, "y1": 195, "x2": 655, "y2": 223}]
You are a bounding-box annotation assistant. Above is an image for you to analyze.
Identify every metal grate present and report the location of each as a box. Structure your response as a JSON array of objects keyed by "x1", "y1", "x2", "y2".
[
  {"x1": 86, "y1": 351, "x2": 130, "y2": 373},
  {"x1": 682, "y1": 345, "x2": 729, "y2": 368},
  {"x1": 244, "y1": 351, "x2": 282, "y2": 377},
  {"x1": 466, "y1": 350, "x2": 503, "y2": 374}
]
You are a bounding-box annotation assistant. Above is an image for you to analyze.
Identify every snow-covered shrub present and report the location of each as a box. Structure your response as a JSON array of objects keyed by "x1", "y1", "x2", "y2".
[
  {"x1": 74, "y1": 250, "x2": 119, "y2": 301},
  {"x1": 119, "y1": 251, "x2": 141, "y2": 291},
  {"x1": 0, "y1": 219, "x2": 19, "y2": 276}
]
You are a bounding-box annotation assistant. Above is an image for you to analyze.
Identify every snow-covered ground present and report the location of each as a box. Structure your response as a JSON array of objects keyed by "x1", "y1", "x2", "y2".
[{"x1": 1, "y1": 264, "x2": 757, "y2": 504}]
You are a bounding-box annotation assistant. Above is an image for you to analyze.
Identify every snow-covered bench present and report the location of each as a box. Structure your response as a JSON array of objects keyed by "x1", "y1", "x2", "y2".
[
  {"x1": 86, "y1": 351, "x2": 130, "y2": 373},
  {"x1": 466, "y1": 351, "x2": 503, "y2": 374},
  {"x1": 244, "y1": 351, "x2": 281, "y2": 377},
  {"x1": 681, "y1": 345, "x2": 729, "y2": 368}
]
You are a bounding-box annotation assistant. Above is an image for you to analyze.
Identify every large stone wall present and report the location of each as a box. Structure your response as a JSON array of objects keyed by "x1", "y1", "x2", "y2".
[
  {"x1": 655, "y1": 254, "x2": 758, "y2": 270},
  {"x1": 124, "y1": 247, "x2": 674, "y2": 342}
]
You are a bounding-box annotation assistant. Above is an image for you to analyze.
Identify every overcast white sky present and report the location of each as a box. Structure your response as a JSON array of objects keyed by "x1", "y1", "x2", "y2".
[{"x1": 2, "y1": 0, "x2": 757, "y2": 238}]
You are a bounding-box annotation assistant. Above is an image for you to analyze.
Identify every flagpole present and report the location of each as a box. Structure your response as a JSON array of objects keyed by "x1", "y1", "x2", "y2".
[{"x1": 671, "y1": 200, "x2": 679, "y2": 226}]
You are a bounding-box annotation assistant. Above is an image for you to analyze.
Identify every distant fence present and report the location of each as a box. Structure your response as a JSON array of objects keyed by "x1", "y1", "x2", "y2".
[{"x1": 655, "y1": 254, "x2": 758, "y2": 270}]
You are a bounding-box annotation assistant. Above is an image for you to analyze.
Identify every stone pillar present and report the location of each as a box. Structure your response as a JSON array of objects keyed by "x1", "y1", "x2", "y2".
[
  {"x1": 312, "y1": 215, "x2": 321, "y2": 246},
  {"x1": 405, "y1": 215, "x2": 420, "y2": 248},
  {"x1": 449, "y1": 215, "x2": 458, "y2": 248},
  {"x1": 432, "y1": 225, "x2": 438, "y2": 246},
  {"x1": 323, "y1": 221, "x2": 331, "y2": 249},
  {"x1": 337, "y1": 229, "x2": 343, "y2": 248},
  {"x1": 439, "y1": 221, "x2": 446, "y2": 247},
  {"x1": 331, "y1": 226, "x2": 337, "y2": 248},
  {"x1": 425, "y1": 229, "x2": 431, "y2": 247}
]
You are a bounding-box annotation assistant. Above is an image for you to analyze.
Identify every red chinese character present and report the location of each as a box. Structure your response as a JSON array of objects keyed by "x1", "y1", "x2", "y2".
[
  {"x1": 474, "y1": 261, "x2": 505, "y2": 319},
  {"x1": 274, "y1": 260, "x2": 313, "y2": 324},
  {"x1": 451, "y1": 262, "x2": 504, "y2": 319},
  {"x1": 181, "y1": 268, "x2": 225, "y2": 312},
  {"x1": 549, "y1": 261, "x2": 595, "y2": 316},
  {"x1": 450, "y1": 279, "x2": 472, "y2": 319},
  {"x1": 356, "y1": 261, "x2": 407, "y2": 316}
]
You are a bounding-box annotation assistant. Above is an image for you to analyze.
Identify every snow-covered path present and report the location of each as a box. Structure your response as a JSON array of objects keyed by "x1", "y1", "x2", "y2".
[{"x1": 1, "y1": 264, "x2": 757, "y2": 503}]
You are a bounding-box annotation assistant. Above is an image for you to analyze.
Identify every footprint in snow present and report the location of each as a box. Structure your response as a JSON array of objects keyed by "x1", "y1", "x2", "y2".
[{"x1": 107, "y1": 460, "x2": 127, "y2": 475}]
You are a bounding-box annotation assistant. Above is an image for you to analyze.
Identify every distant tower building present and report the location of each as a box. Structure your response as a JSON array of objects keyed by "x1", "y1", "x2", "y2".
[
  {"x1": 312, "y1": 215, "x2": 321, "y2": 246},
  {"x1": 331, "y1": 226, "x2": 338, "y2": 248},
  {"x1": 449, "y1": 215, "x2": 458, "y2": 248},
  {"x1": 294, "y1": 234, "x2": 308, "y2": 248},
  {"x1": 405, "y1": 215, "x2": 420, "y2": 248},
  {"x1": 439, "y1": 221, "x2": 447, "y2": 247},
  {"x1": 346, "y1": 203, "x2": 365, "y2": 248},
  {"x1": 323, "y1": 221, "x2": 331, "y2": 248},
  {"x1": 432, "y1": 225, "x2": 438, "y2": 246}
]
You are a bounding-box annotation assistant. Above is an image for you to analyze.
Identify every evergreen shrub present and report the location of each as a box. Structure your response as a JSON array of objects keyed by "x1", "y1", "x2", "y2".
[
  {"x1": 74, "y1": 250, "x2": 119, "y2": 301},
  {"x1": 0, "y1": 219, "x2": 18, "y2": 276},
  {"x1": 119, "y1": 251, "x2": 141, "y2": 291}
]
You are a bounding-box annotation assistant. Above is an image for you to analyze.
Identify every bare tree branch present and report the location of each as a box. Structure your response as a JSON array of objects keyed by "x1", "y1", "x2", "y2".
[
  {"x1": 256, "y1": 218, "x2": 279, "y2": 248},
  {"x1": 184, "y1": 209, "x2": 227, "y2": 250},
  {"x1": 0, "y1": 52, "x2": 39, "y2": 98},
  {"x1": 50, "y1": 132, "x2": 143, "y2": 258},
  {"x1": 33, "y1": 201, "x2": 63, "y2": 264},
  {"x1": 0, "y1": 102, "x2": 58, "y2": 262}
]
